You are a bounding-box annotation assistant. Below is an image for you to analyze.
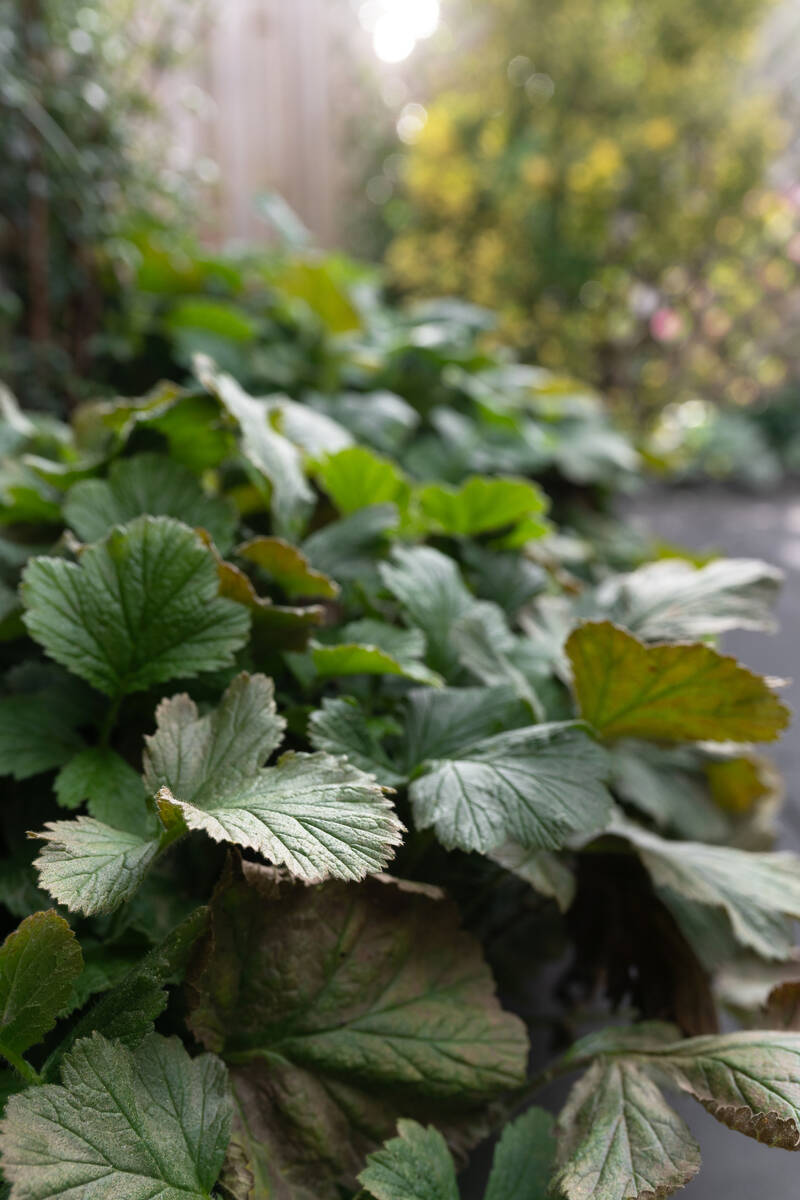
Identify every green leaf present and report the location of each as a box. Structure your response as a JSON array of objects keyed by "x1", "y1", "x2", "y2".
[
  {"x1": 273, "y1": 256, "x2": 362, "y2": 332},
  {"x1": 461, "y1": 543, "x2": 547, "y2": 617},
  {"x1": 308, "y1": 697, "x2": 406, "y2": 787},
  {"x1": 110, "y1": 387, "x2": 234, "y2": 473},
  {"x1": 484, "y1": 1107, "x2": 556, "y2": 1200},
  {"x1": 21, "y1": 516, "x2": 250, "y2": 697},
  {"x1": 316, "y1": 389, "x2": 419, "y2": 455},
  {"x1": 593, "y1": 558, "x2": 782, "y2": 641},
  {"x1": 0, "y1": 912, "x2": 82, "y2": 1072},
  {"x1": 267, "y1": 396, "x2": 353, "y2": 458},
  {"x1": 409, "y1": 723, "x2": 612, "y2": 854},
  {"x1": 158, "y1": 754, "x2": 401, "y2": 882},
  {"x1": 589, "y1": 1026, "x2": 800, "y2": 1151},
  {"x1": 566, "y1": 621, "x2": 789, "y2": 743},
  {"x1": 615, "y1": 821, "x2": 800, "y2": 961},
  {"x1": 359, "y1": 1120, "x2": 459, "y2": 1200},
  {"x1": 144, "y1": 673, "x2": 402, "y2": 881},
  {"x1": 311, "y1": 620, "x2": 443, "y2": 687},
  {"x1": 302, "y1": 503, "x2": 399, "y2": 583},
  {"x1": 554, "y1": 1058, "x2": 700, "y2": 1200},
  {"x1": 63, "y1": 452, "x2": 237, "y2": 553},
  {"x1": 44, "y1": 908, "x2": 208, "y2": 1077},
  {"x1": 380, "y1": 545, "x2": 475, "y2": 677},
  {"x1": 401, "y1": 685, "x2": 530, "y2": 773},
  {"x1": 54, "y1": 746, "x2": 150, "y2": 835},
  {"x1": 143, "y1": 672, "x2": 285, "y2": 803},
  {"x1": 33, "y1": 816, "x2": 163, "y2": 916},
  {"x1": 197, "y1": 358, "x2": 314, "y2": 538},
  {"x1": 188, "y1": 859, "x2": 528, "y2": 1200},
  {"x1": 646, "y1": 1032, "x2": 800, "y2": 1148},
  {"x1": 450, "y1": 602, "x2": 545, "y2": 717},
  {"x1": 0, "y1": 1032, "x2": 232, "y2": 1200},
  {"x1": 237, "y1": 535, "x2": 339, "y2": 598},
  {"x1": 609, "y1": 742, "x2": 730, "y2": 842},
  {"x1": 168, "y1": 297, "x2": 258, "y2": 343},
  {"x1": 490, "y1": 843, "x2": 576, "y2": 911},
  {"x1": 0, "y1": 695, "x2": 84, "y2": 780},
  {"x1": 316, "y1": 446, "x2": 410, "y2": 515},
  {"x1": 417, "y1": 475, "x2": 549, "y2": 540}
]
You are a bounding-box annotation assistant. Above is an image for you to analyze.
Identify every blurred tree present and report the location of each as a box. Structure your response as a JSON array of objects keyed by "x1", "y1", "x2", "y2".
[
  {"x1": 379, "y1": 0, "x2": 800, "y2": 422},
  {"x1": 0, "y1": 0, "x2": 202, "y2": 410}
]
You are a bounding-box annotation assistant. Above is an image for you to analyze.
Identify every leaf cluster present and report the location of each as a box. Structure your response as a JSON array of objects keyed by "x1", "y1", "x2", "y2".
[{"x1": 0, "y1": 343, "x2": 795, "y2": 1199}]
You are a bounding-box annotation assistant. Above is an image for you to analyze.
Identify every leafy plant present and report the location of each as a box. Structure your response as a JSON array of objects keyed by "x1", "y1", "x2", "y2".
[
  {"x1": 0, "y1": 0, "x2": 201, "y2": 410},
  {"x1": 0, "y1": 352, "x2": 795, "y2": 1200}
]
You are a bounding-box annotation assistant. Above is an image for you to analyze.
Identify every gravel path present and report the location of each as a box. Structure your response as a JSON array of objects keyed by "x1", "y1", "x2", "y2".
[{"x1": 629, "y1": 484, "x2": 800, "y2": 1198}]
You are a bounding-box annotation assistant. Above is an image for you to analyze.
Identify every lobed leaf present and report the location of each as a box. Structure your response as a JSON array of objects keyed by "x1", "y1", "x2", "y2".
[
  {"x1": 0, "y1": 912, "x2": 82, "y2": 1068},
  {"x1": 0, "y1": 1033, "x2": 232, "y2": 1200},
  {"x1": 645, "y1": 1032, "x2": 800, "y2": 1150},
  {"x1": 417, "y1": 474, "x2": 549, "y2": 540},
  {"x1": 410, "y1": 723, "x2": 612, "y2": 855},
  {"x1": 144, "y1": 672, "x2": 402, "y2": 882},
  {"x1": 236, "y1": 535, "x2": 339, "y2": 598},
  {"x1": 33, "y1": 817, "x2": 163, "y2": 916},
  {"x1": 21, "y1": 516, "x2": 250, "y2": 697},
  {"x1": 359, "y1": 1120, "x2": 460, "y2": 1200},
  {"x1": 316, "y1": 446, "x2": 410, "y2": 515},
  {"x1": 63, "y1": 451, "x2": 237, "y2": 552},
  {"x1": 188, "y1": 859, "x2": 529, "y2": 1199},
  {"x1": 143, "y1": 673, "x2": 285, "y2": 804},
  {"x1": 616, "y1": 821, "x2": 800, "y2": 960},
  {"x1": 566, "y1": 621, "x2": 789, "y2": 743},
  {"x1": 554, "y1": 1058, "x2": 700, "y2": 1200},
  {"x1": 593, "y1": 557, "x2": 783, "y2": 642}
]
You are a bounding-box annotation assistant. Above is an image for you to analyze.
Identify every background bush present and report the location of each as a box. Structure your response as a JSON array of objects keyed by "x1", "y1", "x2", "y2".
[{"x1": 377, "y1": 0, "x2": 800, "y2": 425}]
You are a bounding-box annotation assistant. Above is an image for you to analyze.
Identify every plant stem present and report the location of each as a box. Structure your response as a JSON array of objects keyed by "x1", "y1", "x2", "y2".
[
  {"x1": 1, "y1": 1047, "x2": 43, "y2": 1086},
  {"x1": 99, "y1": 695, "x2": 122, "y2": 746}
]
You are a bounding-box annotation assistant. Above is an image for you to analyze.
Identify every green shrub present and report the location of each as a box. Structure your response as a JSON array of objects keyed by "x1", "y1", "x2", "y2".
[
  {"x1": 0, "y1": 340, "x2": 796, "y2": 1198},
  {"x1": 379, "y1": 0, "x2": 800, "y2": 422},
  {"x1": 0, "y1": 0, "x2": 198, "y2": 410}
]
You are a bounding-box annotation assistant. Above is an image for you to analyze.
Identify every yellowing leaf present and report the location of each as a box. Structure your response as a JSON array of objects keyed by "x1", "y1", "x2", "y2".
[
  {"x1": 566, "y1": 621, "x2": 789, "y2": 743},
  {"x1": 236, "y1": 535, "x2": 339, "y2": 598}
]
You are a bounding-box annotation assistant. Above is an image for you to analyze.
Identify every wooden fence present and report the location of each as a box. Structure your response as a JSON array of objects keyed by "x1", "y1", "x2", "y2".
[{"x1": 174, "y1": 0, "x2": 368, "y2": 247}]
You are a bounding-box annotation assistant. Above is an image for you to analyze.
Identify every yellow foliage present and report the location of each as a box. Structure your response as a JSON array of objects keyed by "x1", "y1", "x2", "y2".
[{"x1": 640, "y1": 117, "x2": 677, "y2": 150}]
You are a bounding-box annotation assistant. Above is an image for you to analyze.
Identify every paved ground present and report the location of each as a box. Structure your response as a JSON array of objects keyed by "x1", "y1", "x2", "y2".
[{"x1": 628, "y1": 484, "x2": 800, "y2": 1198}]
